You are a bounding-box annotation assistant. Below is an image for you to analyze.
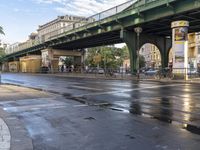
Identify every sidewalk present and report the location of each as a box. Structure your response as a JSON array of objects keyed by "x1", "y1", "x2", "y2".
[
  {"x1": 0, "y1": 84, "x2": 47, "y2": 150},
  {"x1": 0, "y1": 117, "x2": 10, "y2": 150},
  {"x1": 48, "y1": 72, "x2": 134, "y2": 80},
  {"x1": 33, "y1": 72, "x2": 200, "y2": 84},
  {"x1": 1, "y1": 75, "x2": 200, "y2": 149}
]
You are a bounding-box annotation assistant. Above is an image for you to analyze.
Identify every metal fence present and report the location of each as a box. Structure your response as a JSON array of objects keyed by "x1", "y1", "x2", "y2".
[
  {"x1": 4, "y1": 66, "x2": 200, "y2": 81},
  {"x1": 139, "y1": 67, "x2": 200, "y2": 80}
]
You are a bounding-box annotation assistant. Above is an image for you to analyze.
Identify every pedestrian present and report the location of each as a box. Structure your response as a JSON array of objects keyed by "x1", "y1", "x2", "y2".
[{"x1": 61, "y1": 65, "x2": 64, "y2": 73}]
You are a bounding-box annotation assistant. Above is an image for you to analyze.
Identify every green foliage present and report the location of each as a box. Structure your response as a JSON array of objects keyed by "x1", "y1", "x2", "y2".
[
  {"x1": 63, "y1": 56, "x2": 74, "y2": 67},
  {"x1": 0, "y1": 26, "x2": 4, "y2": 35},
  {"x1": 85, "y1": 47, "x2": 99, "y2": 67},
  {"x1": 139, "y1": 55, "x2": 145, "y2": 68},
  {"x1": 0, "y1": 48, "x2": 5, "y2": 57},
  {"x1": 0, "y1": 48, "x2": 5, "y2": 64},
  {"x1": 86, "y1": 45, "x2": 129, "y2": 69},
  {"x1": 0, "y1": 26, "x2": 5, "y2": 63}
]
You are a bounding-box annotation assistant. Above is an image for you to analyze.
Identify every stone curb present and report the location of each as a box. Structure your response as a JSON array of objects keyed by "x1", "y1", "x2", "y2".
[
  {"x1": 7, "y1": 73, "x2": 133, "y2": 81},
  {"x1": 13, "y1": 72, "x2": 200, "y2": 84},
  {"x1": 0, "y1": 117, "x2": 10, "y2": 150},
  {"x1": 0, "y1": 97, "x2": 33, "y2": 150},
  {"x1": 140, "y1": 79, "x2": 200, "y2": 84}
]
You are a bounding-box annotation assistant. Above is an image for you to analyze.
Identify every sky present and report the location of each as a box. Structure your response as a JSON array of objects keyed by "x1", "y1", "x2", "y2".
[{"x1": 0, "y1": 0, "x2": 130, "y2": 44}]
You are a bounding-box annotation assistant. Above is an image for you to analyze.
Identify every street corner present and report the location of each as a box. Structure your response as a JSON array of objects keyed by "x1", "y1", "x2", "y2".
[
  {"x1": 0, "y1": 85, "x2": 44, "y2": 150},
  {"x1": 0, "y1": 106, "x2": 33, "y2": 150},
  {"x1": 0, "y1": 117, "x2": 11, "y2": 150},
  {"x1": 4, "y1": 116, "x2": 33, "y2": 150},
  {"x1": 0, "y1": 84, "x2": 51, "y2": 101}
]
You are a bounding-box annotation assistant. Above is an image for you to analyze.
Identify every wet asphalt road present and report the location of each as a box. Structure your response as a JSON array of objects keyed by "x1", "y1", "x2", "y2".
[{"x1": 1, "y1": 73, "x2": 200, "y2": 150}]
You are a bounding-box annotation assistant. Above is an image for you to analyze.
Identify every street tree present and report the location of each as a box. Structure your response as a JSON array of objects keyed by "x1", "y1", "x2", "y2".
[
  {"x1": 0, "y1": 26, "x2": 4, "y2": 35},
  {"x1": 139, "y1": 55, "x2": 145, "y2": 68},
  {"x1": 0, "y1": 26, "x2": 5, "y2": 65},
  {"x1": 63, "y1": 57, "x2": 74, "y2": 67},
  {"x1": 86, "y1": 45, "x2": 129, "y2": 69},
  {"x1": 0, "y1": 48, "x2": 5, "y2": 57},
  {"x1": 0, "y1": 48, "x2": 5, "y2": 67},
  {"x1": 85, "y1": 47, "x2": 100, "y2": 67}
]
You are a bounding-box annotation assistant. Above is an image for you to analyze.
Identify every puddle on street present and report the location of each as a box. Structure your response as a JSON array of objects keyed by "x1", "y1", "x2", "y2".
[
  {"x1": 62, "y1": 88, "x2": 200, "y2": 136},
  {"x1": 110, "y1": 96, "x2": 200, "y2": 136}
]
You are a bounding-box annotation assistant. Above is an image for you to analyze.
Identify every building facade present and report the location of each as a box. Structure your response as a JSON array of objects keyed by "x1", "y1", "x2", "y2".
[
  {"x1": 140, "y1": 33, "x2": 200, "y2": 69},
  {"x1": 5, "y1": 15, "x2": 91, "y2": 55},
  {"x1": 140, "y1": 44, "x2": 161, "y2": 68},
  {"x1": 172, "y1": 32, "x2": 200, "y2": 69},
  {"x1": 195, "y1": 33, "x2": 200, "y2": 69},
  {"x1": 5, "y1": 32, "x2": 39, "y2": 55},
  {"x1": 37, "y1": 15, "x2": 91, "y2": 43},
  {"x1": 0, "y1": 41, "x2": 8, "y2": 50},
  {"x1": 5, "y1": 43, "x2": 20, "y2": 54}
]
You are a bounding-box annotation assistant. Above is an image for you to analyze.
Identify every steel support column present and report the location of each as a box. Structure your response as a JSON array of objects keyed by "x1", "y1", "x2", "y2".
[
  {"x1": 159, "y1": 37, "x2": 172, "y2": 68},
  {"x1": 139, "y1": 34, "x2": 172, "y2": 68},
  {"x1": 121, "y1": 29, "x2": 137, "y2": 74}
]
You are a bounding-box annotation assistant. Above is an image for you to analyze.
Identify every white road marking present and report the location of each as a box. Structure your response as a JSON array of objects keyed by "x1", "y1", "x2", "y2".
[
  {"x1": 75, "y1": 84, "x2": 185, "y2": 97},
  {"x1": 73, "y1": 104, "x2": 88, "y2": 107},
  {"x1": 3, "y1": 103, "x2": 66, "y2": 112},
  {"x1": 71, "y1": 85, "x2": 103, "y2": 91}
]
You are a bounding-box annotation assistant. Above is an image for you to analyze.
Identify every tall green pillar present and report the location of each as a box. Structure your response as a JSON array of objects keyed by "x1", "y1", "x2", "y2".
[
  {"x1": 160, "y1": 37, "x2": 171, "y2": 68},
  {"x1": 121, "y1": 30, "x2": 137, "y2": 74}
]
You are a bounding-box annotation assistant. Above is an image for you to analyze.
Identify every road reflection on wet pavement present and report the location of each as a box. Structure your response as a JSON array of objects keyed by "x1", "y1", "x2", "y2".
[{"x1": 1, "y1": 73, "x2": 200, "y2": 149}]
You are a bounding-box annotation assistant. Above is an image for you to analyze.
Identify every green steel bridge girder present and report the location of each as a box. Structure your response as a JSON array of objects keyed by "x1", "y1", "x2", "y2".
[
  {"x1": 122, "y1": 30, "x2": 171, "y2": 73},
  {"x1": 2, "y1": 0, "x2": 200, "y2": 68}
]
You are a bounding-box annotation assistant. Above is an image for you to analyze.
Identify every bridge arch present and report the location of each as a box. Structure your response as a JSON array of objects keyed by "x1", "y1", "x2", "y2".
[
  {"x1": 140, "y1": 43, "x2": 162, "y2": 69},
  {"x1": 139, "y1": 34, "x2": 171, "y2": 68},
  {"x1": 122, "y1": 30, "x2": 172, "y2": 73}
]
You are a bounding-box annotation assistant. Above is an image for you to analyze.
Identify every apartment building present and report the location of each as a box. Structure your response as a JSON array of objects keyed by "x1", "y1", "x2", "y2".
[
  {"x1": 5, "y1": 33, "x2": 38, "y2": 55},
  {"x1": 140, "y1": 33, "x2": 200, "y2": 69},
  {"x1": 140, "y1": 44, "x2": 161, "y2": 68},
  {"x1": 188, "y1": 32, "x2": 200, "y2": 69},
  {"x1": 195, "y1": 33, "x2": 200, "y2": 67},
  {"x1": 5, "y1": 42, "x2": 20, "y2": 54},
  {"x1": 37, "y1": 15, "x2": 91, "y2": 42},
  {"x1": 5, "y1": 15, "x2": 91, "y2": 55},
  {"x1": 0, "y1": 41, "x2": 8, "y2": 49}
]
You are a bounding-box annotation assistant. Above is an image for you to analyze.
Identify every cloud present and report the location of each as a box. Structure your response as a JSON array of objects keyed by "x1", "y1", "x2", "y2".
[
  {"x1": 35, "y1": 0, "x2": 63, "y2": 4},
  {"x1": 33, "y1": 0, "x2": 131, "y2": 17}
]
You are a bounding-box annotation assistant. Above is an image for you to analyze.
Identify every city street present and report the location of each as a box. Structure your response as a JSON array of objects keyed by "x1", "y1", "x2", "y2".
[
  {"x1": 0, "y1": 73, "x2": 200, "y2": 150},
  {"x1": 1, "y1": 0, "x2": 200, "y2": 149}
]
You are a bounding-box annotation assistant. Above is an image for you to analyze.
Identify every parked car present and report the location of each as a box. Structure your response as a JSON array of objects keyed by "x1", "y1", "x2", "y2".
[
  {"x1": 145, "y1": 68, "x2": 158, "y2": 76},
  {"x1": 187, "y1": 69, "x2": 199, "y2": 76},
  {"x1": 86, "y1": 68, "x2": 96, "y2": 73},
  {"x1": 98, "y1": 68, "x2": 104, "y2": 74}
]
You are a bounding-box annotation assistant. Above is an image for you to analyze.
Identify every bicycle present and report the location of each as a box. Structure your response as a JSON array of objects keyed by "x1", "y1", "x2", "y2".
[
  {"x1": 154, "y1": 68, "x2": 173, "y2": 80},
  {"x1": 165, "y1": 70, "x2": 174, "y2": 80}
]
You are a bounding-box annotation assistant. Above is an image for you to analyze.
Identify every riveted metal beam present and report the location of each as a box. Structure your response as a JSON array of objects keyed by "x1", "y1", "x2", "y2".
[{"x1": 3, "y1": 0, "x2": 200, "y2": 61}]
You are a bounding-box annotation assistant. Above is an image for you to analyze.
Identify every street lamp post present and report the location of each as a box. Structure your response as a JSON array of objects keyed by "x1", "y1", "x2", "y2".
[{"x1": 134, "y1": 27, "x2": 143, "y2": 80}]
